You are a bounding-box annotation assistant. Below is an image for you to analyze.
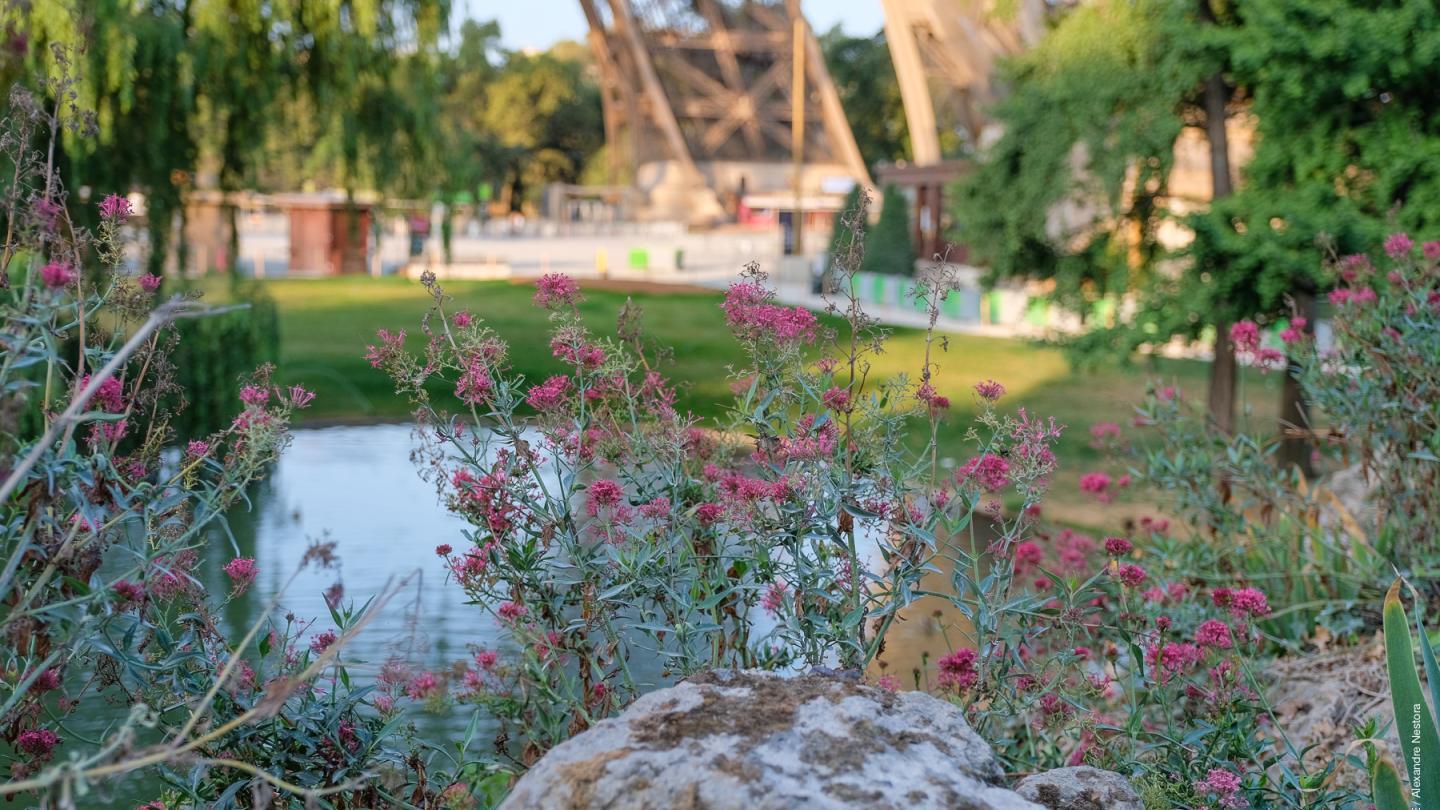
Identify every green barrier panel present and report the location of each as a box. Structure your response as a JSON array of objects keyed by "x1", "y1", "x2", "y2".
[
  {"x1": 1025, "y1": 298, "x2": 1047, "y2": 326},
  {"x1": 871, "y1": 274, "x2": 886, "y2": 304},
  {"x1": 987, "y1": 291, "x2": 1002, "y2": 323},
  {"x1": 628, "y1": 248, "x2": 648, "y2": 270},
  {"x1": 942, "y1": 290, "x2": 964, "y2": 320}
]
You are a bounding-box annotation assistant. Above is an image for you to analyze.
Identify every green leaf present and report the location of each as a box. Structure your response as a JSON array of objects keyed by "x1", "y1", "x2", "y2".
[
  {"x1": 1383, "y1": 578, "x2": 1440, "y2": 808},
  {"x1": 1371, "y1": 755, "x2": 1412, "y2": 810}
]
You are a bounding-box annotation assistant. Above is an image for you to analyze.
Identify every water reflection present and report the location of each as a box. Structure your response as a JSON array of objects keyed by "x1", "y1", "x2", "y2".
[{"x1": 225, "y1": 424, "x2": 504, "y2": 720}]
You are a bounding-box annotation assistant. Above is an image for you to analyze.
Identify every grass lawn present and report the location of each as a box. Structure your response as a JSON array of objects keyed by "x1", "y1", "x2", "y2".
[{"x1": 225, "y1": 276, "x2": 1283, "y2": 527}]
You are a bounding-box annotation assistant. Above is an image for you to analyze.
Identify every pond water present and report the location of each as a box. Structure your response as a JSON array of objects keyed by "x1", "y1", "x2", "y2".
[
  {"x1": 89, "y1": 422, "x2": 972, "y2": 804},
  {"x1": 218, "y1": 423, "x2": 504, "y2": 731}
]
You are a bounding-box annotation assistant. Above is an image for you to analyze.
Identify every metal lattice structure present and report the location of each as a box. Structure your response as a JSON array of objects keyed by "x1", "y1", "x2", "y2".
[
  {"x1": 881, "y1": 0, "x2": 1048, "y2": 165},
  {"x1": 579, "y1": 0, "x2": 871, "y2": 223}
]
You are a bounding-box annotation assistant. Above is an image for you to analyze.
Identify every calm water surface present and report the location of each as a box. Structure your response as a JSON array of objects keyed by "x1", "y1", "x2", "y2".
[{"x1": 91, "y1": 422, "x2": 970, "y2": 805}]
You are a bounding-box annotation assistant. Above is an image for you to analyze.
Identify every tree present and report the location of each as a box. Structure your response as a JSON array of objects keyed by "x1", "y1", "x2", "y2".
[
  {"x1": 819, "y1": 26, "x2": 910, "y2": 169},
  {"x1": 481, "y1": 44, "x2": 603, "y2": 210},
  {"x1": 861, "y1": 186, "x2": 915, "y2": 276},
  {"x1": 952, "y1": 0, "x2": 1242, "y2": 427},
  {"x1": 1191, "y1": 0, "x2": 1440, "y2": 468}
]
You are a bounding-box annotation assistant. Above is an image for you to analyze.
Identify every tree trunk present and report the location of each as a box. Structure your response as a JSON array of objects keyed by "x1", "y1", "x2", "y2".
[
  {"x1": 1202, "y1": 69, "x2": 1236, "y2": 433},
  {"x1": 1207, "y1": 318, "x2": 1236, "y2": 434},
  {"x1": 1278, "y1": 288, "x2": 1318, "y2": 476}
]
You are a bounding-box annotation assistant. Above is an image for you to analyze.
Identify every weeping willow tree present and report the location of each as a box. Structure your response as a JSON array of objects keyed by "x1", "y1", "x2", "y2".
[{"x1": 2, "y1": 0, "x2": 449, "y2": 274}]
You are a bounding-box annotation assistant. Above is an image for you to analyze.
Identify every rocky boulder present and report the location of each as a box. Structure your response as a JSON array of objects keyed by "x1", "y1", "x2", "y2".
[
  {"x1": 500, "y1": 669, "x2": 1043, "y2": 809},
  {"x1": 1014, "y1": 766, "x2": 1143, "y2": 810}
]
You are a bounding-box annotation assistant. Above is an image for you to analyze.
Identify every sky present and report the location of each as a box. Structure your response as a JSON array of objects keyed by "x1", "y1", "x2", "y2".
[{"x1": 465, "y1": 0, "x2": 887, "y2": 52}]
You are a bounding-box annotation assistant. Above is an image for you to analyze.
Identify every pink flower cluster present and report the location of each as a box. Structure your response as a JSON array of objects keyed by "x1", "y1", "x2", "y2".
[
  {"x1": 456, "y1": 357, "x2": 494, "y2": 405},
  {"x1": 526, "y1": 375, "x2": 570, "y2": 411},
  {"x1": 955, "y1": 454, "x2": 1010, "y2": 493},
  {"x1": 99, "y1": 193, "x2": 131, "y2": 222},
  {"x1": 223, "y1": 557, "x2": 258, "y2": 595},
  {"x1": 1228, "y1": 320, "x2": 1285, "y2": 372},
  {"x1": 721, "y1": 282, "x2": 818, "y2": 344},
  {"x1": 364, "y1": 329, "x2": 406, "y2": 369},
  {"x1": 533, "y1": 273, "x2": 580, "y2": 308},
  {"x1": 974, "y1": 379, "x2": 1005, "y2": 402},
  {"x1": 760, "y1": 580, "x2": 789, "y2": 615},
  {"x1": 1194, "y1": 767, "x2": 1245, "y2": 808},
  {"x1": 936, "y1": 648, "x2": 978, "y2": 692},
  {"x1": 41, "y1": 260, "x2": 75, "y2": 289}
]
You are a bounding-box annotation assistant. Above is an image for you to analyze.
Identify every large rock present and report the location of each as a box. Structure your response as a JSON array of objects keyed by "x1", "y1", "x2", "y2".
[
  {"x1": 501, "y1": 670, "x2": 1043, "y2": 810},
  {"x1": 1014, "y1": 766, "x2": 1142, "y2": 810}
]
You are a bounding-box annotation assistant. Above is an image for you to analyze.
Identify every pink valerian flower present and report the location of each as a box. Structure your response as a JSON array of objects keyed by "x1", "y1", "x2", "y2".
[
  {"x1": 1079, "y1": 472, "x2": 1114, "y2": 502},
  {"x1": 449, "y1": 548, "x2": 492, "y2": 587},
  {"x1": 955, "y1": 454, "x2": 1010, "y2": 492},
  {"x1": 1195, "y1": 619, "x2": 1235, "y2": 650},
  {"x1": 1194, "y1": 767, "x2": 1246, "y2": 808},
  {"x1": 533, "y1": 273, "x2": 580, "y2": 308},
  {"x1": 721, "y1": 281, "x2": 819, "y2": 344},
  {"x1": 78, "y1": 375, "x2": 126, "y2": 412},
  {"x1": 1228, "y1": 320, "x2": 1261, "y2": 354},
  {"x1": 364, "y1": 328, "x2": 406, "y2": 369},
  {"x1": 323, "y1": 582, "x2": 345, "y2": 609},
  {"x1": 875, "y1": 674, "x2": 900, "y2": 692},
  {"x1": 586, "y1": 479, "x2": 625, "y2": 518},
  {"x1": 185, "y1": 439, "x2": 210, "y2": 458},
  {"x1": 1138, "y1": 515, "x2": 1170, "y2": 534},
  {"x1": 550, "y1": 335, "x2": 606, "y2": 368},
  {"x1": 1088, "y1": 421, "x2": 1122, "y2": 448},
  {"x1": 223, "y1": 557, "x2": 258, "y2": 595},
  {"x1": 821, "y1": 386, "x2": 851, "y2": 411},
  {"x1": 1115, "y1": 564, "x2": 1148, "y2": 587},
  {"x1": 288, "y1": 385, "x2": 315, "y2": 409},
  {"x1": 32, "y1": 198, "x2": 61, "y2": 231},
  {"x1": 148, "y1": 550, "x2": 199, "y2": 600},
  {"x1": 1213, "y1": 586, "x2": 1270, "y2": 619},
  {"x1": 1425, "y1": 241, "x2": 1440, "y2": 260},
  {"x1": 475, "y1": 649, "x2": 500, "y2": 670},
  {"x1": 1012, "y1": 540, "x2": 1045, "y2": 578},
  {"x1": 239, "y1": 385, "x2": 270, "y2": 407},
  {"x1": 435, "y1": 544, "x2": 453, "y2": 556},
  {"x1": 310, "y1": 629, "x2": 339, "y2": 654},
  {"x1": 936, "y1": 648, "x2": 978, "y2": 692},
  {"x1": 41, "y1": 260, "x2": 75, "y2": 288},
  {"x1": 138, "y1": 273, "x2": 161, "y2": 292},
  {"x1": 1103, "y1": 536, "x2": 1133, "y2": 556},
  {"x1": 526, "y1": 375, "x2": 570, "y2": 411},
  {"x1": 914, "y1": 382, "x2": 950, "y2": 414},
  {"x1": 406, "y1": 671, "x2": 444, "y2": 700},
  {"x1": 16, "y1": 729, "x2": 59, "y2": 759},
  {"x1": 29, "y1": 668, "x2": 62, "y2": 693},
  {"x1": 638, "y1": 496, "x2": 671, "y2": 520},
  {"x1": 455, "y1": 358, "x2": 494, "y2": 405},
  {"x1": 497, "y1": 601, "x2": 528, "y2": 622},
  {"x1": 1145, "y1": 641, "x2": 1203, "y2": 684},
  {"x1": 1252, "y1": 347, "x2": 1286, "y2": 374},
  {"x1": 1384, "y1": 232, "x2": 1414, "y2": 258},
  {"x1": 99, "y1": 193, "x2": 132, "y2": 221},
  {"x1": 113, "y1": 580, "x2": 145, "y2": 603},
  {"x1": 453, "y1": 310, "x2": 474, "y2": 327},
  {"x1": 774, "y1": 414, "x2": 839, "y2": 462},
  {"x1": 1279, "y1": 316, "x2": 1308, "y2": 345},
  {"x1": 974, "y1": 379, "x2": 1005, "y2": 402},
  {"x1": 760, "y1": 580, "x2": 789, "y2": 615},
  {"x1": 695, "y1": 502, "x2": 724, "y2": 525}
]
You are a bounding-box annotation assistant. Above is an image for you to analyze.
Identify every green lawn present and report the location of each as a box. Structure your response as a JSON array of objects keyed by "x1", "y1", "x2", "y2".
[{"x1": 232, "y1": 276, "x2": 1282, "y2": 525}]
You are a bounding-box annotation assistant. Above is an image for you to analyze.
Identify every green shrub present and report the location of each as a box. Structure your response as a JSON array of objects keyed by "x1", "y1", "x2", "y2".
[{"x1": 860, "y1": 185, "x2": 915, "y2": 276}]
